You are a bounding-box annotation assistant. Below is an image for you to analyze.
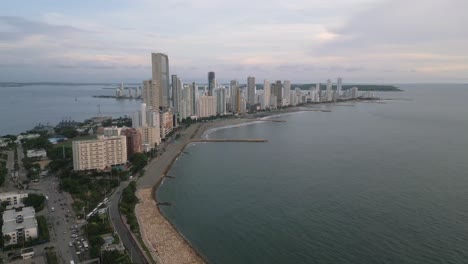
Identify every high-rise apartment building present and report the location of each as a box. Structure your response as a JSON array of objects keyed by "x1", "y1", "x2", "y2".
[
  {"x1": 247, "y1": 76, "x2": 256, "y2": 105},
  {"x1": 337, "y1": 77, "x2": 342, "y2": 98},
  {"x1": 208, "y1": 72, "x2": 216, "y2": 96},
  {"x1": 263, "y1": 80, "x2": 271, "y2": 109},
  {"x1": 197, "y1": 96, "x2": 216, "y2": 118},
  {"x1": 172, "y1": 75, "x2": 182, "y2": 114},
  {"x1": 326, "y1": 79, "x2": 333, "y2": 102},
  {"x1": 72, "y1": 136, "x2": 127, "y2": 171},
  {"x1": 283, "y1": 80, "x2": 291, "y2": 106},
  {"x1": 151, "y1": 53, "x2": 170, "y2": 108},
  {"x1": 215, "y1": 88, "x2": 226, "y2": 115},
  {"x1": 122, "y1": 128, "x2": 142, "y2": 159},
  {"x1": 142, "y1": 80, "x2": 159, "y2": 111},
  {"x1": 271, "y1": 80, "x2": 283, "y2": 107}
]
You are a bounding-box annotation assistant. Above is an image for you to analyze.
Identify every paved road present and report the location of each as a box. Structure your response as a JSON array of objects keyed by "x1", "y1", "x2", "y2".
[
  {"x1": 33, "y1": 176, "x2": 85, "y2": 264},
  {"x1": 137, "y1": 123, "x2": 201, "y2": 189},
  {"x1": 108, "y1": 181, "x2": 149, "y2": 264}
]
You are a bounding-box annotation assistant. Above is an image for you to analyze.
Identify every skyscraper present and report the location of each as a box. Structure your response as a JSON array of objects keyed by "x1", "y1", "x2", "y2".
[
  {"x1": 326, "y1": 79, "x2": 333, "y2": 102},
  {"x1": 151, "y1": 53, "x2": 170, "y2": 109},
  {"x1": 283, "y1": 80, "x2": 291, "y2": 106},
  {"x1": 215, "y1": 88, "x2": 227, "y2": 115},
  {"x1": 263, "y1": 80, "x2": 271, "y2": 109},
  {"x1": 191, "y1": 82, "x2": 198, "y2": 115},
  {"x1": 208, "y1": 71, "x2": 216, "y2": 96},
  {"x1": 337, "y1": 77, "x2": 342, "y2": 98},
  {"x1": 172, "y1": 75, "x2": 182, "y2": 115},
  {"x1": 271, "y1": 80, "x2": 283, "y2": 107},
  {"x1": 247, "y1": 76, "x2": 256, "y2": 105}
]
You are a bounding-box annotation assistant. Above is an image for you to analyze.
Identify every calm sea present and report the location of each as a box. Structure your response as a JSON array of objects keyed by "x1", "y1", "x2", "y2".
[
  {"x1": 0, "y1": 84, "x2": 141, "y2": 135},
  {"x1": 157, "y1": 84, "x2": 468, "y2": 264}
]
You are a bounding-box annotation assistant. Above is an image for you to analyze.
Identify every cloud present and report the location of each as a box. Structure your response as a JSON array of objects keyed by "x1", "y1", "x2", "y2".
[
  {"x1": 0, "y1": 1, "x2": 467, "y2": 82},
  {"x1": 0, "y1": 16, "x2": 85, "y2": 41}
]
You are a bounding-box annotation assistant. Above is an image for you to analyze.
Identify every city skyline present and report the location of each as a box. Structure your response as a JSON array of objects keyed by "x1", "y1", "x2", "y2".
[{"x1": 0, "y1": 0, "x2": 467, "y2": 83}]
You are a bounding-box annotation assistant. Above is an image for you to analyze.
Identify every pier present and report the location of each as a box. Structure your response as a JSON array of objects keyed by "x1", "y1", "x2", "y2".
[
  {"x1": 301, "y1": 109, "x2": 332, "y2": 112},
  {"x1": 257, "y1": 119, "x2": 286, "y2": 122},
  {"x1": 189, "y1": 139, "x2": 268, "y2": 143}
]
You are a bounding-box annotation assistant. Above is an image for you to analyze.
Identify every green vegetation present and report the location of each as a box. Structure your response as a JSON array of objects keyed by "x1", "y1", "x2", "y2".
[
  {"x1": 86, "y1": 214, "x2": 111, "y2": 258},
  {"x1": 60, "y1": 173, "x2": 119, "y2": 212},
  {"x1": 119, "y1": 182, "x2": 139, "y2": 233},
  {"x1": 0, "y1": 162, "x2": 6, "y2": 187},
  {"x1": 21, "y1": 133, "x2": 52, "y2": 152},
  {"x1": 54, "y1": 126, "x2": 78, "y2": 139},
  {"x1": 36, "y1": 215, "x2": 50, "y2": 242},
  {"x1": 130, "y1": 153, "x2": 148, "y2": 174},
  {"x1": 23, "y1": 194, "x2": 46, "y2": 212},
  {"x1": 102, "y1": 250, "x2": 133, "y2": 264},
  {"x1": 53, "y1": 135, "x2": 96, "y2": 149},
  {"x1": 45, "y1": 250, "x2": 59, "y2": 264}
]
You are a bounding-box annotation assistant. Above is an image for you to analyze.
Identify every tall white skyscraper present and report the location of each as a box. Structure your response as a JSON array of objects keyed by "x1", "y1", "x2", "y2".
[
  {"x1": 326, "y1": 79, "x2": 333, "y2": 102},
  {"x1": 151, "y1": 53, "x2": 170, "y2": 109},
  {"x1": 215, "y1": 88, "x2": 227, "y2": 115},
  {"x1": 283, "y1": 80, "x2": 291, "y2": 106},
  {"x1": 263, "y1": 80, "x2": 271, "y2": 109},
  {"x1": 337, "y1": 77, "x2": 342, "y2": 98},
  {"x1": 172, "y1": 75, "x2": 182, "y2": 114},
  {"x1": 247, "y1": 76, "x2": 256, "y2": 105}
]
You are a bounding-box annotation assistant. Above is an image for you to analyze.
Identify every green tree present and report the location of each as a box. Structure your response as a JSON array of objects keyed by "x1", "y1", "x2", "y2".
[
  {"x1": 130, "y1": 153, "x2": 148, "y2": 173},
  {"x1": 23, "y1": 194, "x2": 46, "y2": 211}
]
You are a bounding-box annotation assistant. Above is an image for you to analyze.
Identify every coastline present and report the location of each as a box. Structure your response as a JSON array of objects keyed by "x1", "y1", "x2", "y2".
[{"x1": 134, "y1": 107, "x2": 328, "y2": 263}]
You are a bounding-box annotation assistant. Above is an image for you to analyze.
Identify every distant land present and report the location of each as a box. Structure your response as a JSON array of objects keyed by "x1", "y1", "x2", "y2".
[
  {"x1": 247, "y1": 84, "x2": 403, "y2": 92},
  {"x1": 0, "y1": 82, "x2": 401, "y2": 92}
]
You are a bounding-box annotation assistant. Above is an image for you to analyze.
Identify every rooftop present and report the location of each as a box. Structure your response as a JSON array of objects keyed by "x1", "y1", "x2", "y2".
[
  {"x1": 3, "y1": 206, "x2": 36, "y2": 222},
  {"x1": 2, "y1": 217, "x2": 37, "y2": 234}
]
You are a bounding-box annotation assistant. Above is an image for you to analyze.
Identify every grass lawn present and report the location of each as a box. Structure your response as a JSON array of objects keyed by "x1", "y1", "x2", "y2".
[{"x1": 53, "y1": 135, "x2": 97, "y2": 148}]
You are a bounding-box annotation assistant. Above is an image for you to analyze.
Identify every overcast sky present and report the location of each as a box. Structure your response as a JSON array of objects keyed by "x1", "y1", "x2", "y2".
[{"x1": 0, "y1": 0, "x2": 467, "y2": 83}]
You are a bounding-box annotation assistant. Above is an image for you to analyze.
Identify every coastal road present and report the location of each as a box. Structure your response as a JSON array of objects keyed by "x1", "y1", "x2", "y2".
[
  {"x1": 108, "y1": 181, "x2": 149, "y2": 264},
  {"x1": 137, "y1": 123, "x2": 202, "y2": 189}
]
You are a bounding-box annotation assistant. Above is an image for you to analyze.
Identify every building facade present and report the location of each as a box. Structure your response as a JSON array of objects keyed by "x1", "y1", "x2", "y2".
[
  {"x1": 247, "y1": 76, "x2": 256, "y2": 106},
  {"x1": 122, "y1": 128, "x2": 142, "y2": 159},
  {"x1": 2, "y1": 207, "x2": 38, "y2": 246},
  {"x1": 151, "y1": 53, "x2": 170, "y2": 108},
  {"x1": 160, "y1": 111, "x2": 174, "y2": 138},
  {"x1": 0, "y1": 192, "x2": 28, "y2": 206},
  {"x1": 208, "y1": 72, "x2": 216, "y2": 96},
  {"x1": 72, "y1": 136, "x2": 127, "y2": 171}
]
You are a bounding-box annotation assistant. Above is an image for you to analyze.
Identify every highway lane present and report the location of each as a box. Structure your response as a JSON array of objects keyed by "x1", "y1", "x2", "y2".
[{"x1": 108, "y1": 181, "x2": 149, "y2": 264}]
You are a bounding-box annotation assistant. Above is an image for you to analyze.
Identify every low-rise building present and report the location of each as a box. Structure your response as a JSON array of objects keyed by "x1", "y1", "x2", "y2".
[
  {"x1": 26, "y1": 149, "x2": 47, "y2": 159},
  {"x1": 0, "y1": 192, "x2": 28, "y2": 206},
  {"x1": 72, "y1": 136, "x2": 127, "y2": 171},
  {"x1": 2, "y1": 207, "x2": 38, "y2": 246}
]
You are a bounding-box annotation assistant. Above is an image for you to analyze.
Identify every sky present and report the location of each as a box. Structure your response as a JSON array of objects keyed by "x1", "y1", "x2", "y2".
[{"x1": 0, "y1": 0, "x2": 467, "y2": 83}]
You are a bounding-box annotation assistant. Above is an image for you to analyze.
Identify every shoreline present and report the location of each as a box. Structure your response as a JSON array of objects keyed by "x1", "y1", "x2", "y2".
[{"x1": 134, "y1": 106, "x2": 332, "y2": 263}]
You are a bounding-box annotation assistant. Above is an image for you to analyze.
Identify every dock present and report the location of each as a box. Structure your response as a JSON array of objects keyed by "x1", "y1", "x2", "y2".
[
  {"x1": 257, "y1": 119, "x2": 286, "y2": 122},
  {"x1": 301, "y1": 109, "x2": 332, "y2": 112}
]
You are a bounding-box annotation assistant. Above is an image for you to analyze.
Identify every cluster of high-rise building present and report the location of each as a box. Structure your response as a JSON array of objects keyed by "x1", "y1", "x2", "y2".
[
  {"x1": 72, "y1": 52, "x2": 371, "y2": 171},
  {"x1": 115, "y1": 82, "x2": 141, "y2": 98}
]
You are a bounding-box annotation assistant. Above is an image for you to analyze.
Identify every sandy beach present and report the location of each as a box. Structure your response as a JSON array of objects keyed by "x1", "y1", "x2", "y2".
[
  {"x1": 134, "y1": 106, "x2": 334, "y2": 263},
  {"x1": 134, "y1": 118, "x2": 260, "y2": 264}
]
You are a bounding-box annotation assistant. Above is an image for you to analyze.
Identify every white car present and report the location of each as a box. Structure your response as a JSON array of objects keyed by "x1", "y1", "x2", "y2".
[{"x1": 69, "y1": 242, "x2": 73, "y2": 247}]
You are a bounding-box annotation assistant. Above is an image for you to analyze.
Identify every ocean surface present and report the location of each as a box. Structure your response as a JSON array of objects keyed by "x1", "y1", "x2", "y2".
[
  {"x1": 157, "y1": 84, "x2": 468, "y2": 264},
  {"x1": 0, "y1": 83, "x2": 141, "y2": 135}
]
